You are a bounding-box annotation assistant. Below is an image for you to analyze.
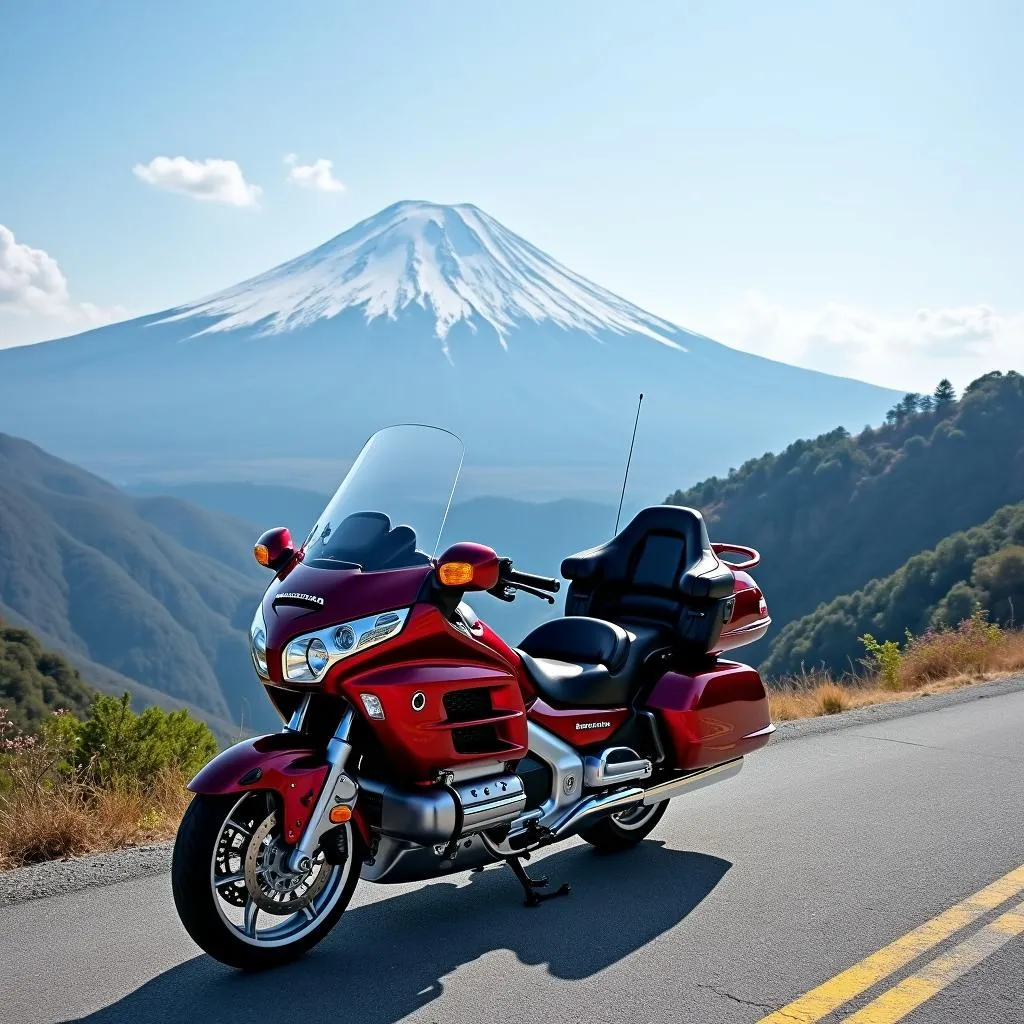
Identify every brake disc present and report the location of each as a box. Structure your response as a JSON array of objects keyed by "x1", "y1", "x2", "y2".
[{"x1": 243, "y1": 812, "x2": 331, "y2": 915}]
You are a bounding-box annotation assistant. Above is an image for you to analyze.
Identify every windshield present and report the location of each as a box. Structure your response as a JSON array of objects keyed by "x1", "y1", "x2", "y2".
[{"x1": 301, "y1": 424, "x2": 464, "y2": 572}]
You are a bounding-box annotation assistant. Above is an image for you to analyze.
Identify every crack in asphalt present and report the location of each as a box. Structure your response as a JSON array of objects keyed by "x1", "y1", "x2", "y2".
[
  {"x1": 695, "y1": 982, "x2": 780, "y2": 1015},
  {"x1": 854, "y1": 732, "x2": 1024, "y2": 763}
]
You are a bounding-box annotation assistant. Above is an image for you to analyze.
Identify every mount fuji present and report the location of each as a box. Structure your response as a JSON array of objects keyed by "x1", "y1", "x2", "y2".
[{"x1": 0, "y1": 201, "x2": 898, "y2": 503}]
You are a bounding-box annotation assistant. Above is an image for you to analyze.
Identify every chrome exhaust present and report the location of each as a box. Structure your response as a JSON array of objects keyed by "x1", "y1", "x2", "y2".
[
  {"x1": 641, "y1": 757, "x2": 743, "y2": 805},
  {"x1": 547, "y1": 785, "x2": 646, "y2": 840}
]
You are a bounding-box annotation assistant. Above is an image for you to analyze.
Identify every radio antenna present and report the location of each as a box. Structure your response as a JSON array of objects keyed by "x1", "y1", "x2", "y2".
[{"x1": 614, "y1": 393, "x2": 644, "y2": 535}]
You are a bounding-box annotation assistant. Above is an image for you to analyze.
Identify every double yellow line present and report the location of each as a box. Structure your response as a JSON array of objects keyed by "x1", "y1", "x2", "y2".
[{"x1": 757, "y1": 864, "x2": 1024, "y2": 1023}]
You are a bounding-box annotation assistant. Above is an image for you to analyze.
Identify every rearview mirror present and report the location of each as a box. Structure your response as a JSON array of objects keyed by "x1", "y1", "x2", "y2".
[
  {"x1": 435, "y1": 542, "x2": 500, "y2": 591},
  {"x1": 254, "y1": 527, "x2": 296, "y2": 571}
]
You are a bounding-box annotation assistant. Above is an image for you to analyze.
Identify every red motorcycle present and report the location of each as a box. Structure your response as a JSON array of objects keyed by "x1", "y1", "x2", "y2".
[{"x1": 171, "y1": 424, "x2": 774, "y2": 969}]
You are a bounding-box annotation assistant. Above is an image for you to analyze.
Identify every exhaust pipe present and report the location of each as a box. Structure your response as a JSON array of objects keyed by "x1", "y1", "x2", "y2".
[
  {"x1": 486, "y1": 757, "x2": 747, "y2": 855},
  {"x1": 548, "y1": 786, "x2": 645, "y2": 840},
  {"x1": 641, "y1": 757, "x2": 743, "y2": 805}
]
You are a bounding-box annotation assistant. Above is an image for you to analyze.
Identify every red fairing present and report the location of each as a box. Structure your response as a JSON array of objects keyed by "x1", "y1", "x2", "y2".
[
  {"x1": 188, "y1": 733, "x2": 330, "y2": 845},
  {"x1": 527, "y1": 697, "x2": 630, "y2": 747},
  {"x1": 644, "y1": 660, "x2": 773, "y2": 770},
  {"x1": 333, "y1": 605, "x2": 529, "y2": 779}
]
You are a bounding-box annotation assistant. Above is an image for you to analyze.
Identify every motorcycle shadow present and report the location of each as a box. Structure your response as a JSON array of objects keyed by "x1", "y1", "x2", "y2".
[{"x1": 66, "y1": 842, "x2": 731, "y2": 1024}]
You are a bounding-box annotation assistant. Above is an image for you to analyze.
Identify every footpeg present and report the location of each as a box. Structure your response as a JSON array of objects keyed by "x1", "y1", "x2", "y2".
[
  {"x1": 583, "y1": 746, "x2": 652, "y2": 788},
  {"x1": 505, "y1": 856, "x2": 571, "y2": 908}
]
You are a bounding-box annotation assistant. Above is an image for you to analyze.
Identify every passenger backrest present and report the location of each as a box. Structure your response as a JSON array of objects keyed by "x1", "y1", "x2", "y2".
[{"x1": 561, "y1": 506, "x2": 736, "y2": 653}]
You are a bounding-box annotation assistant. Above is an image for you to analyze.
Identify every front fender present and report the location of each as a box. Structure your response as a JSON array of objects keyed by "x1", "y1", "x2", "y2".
[{"x1": 189, "y1": 733, "x2": 330, "y2": 845}]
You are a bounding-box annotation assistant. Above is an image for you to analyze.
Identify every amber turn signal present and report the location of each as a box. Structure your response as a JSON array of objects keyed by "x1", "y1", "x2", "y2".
[
  {"x1": 328, "y1": 805, "x2": 353, "y2": 824},
  {"x1": 254, "y1": 543, "x2": 271, "y2": 567},
  {"x1": 437, "y1": 561, "x2": 474, "y2": 586}
]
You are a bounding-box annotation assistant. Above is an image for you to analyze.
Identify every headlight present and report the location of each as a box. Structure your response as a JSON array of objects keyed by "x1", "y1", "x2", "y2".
[
  {"x1": 250, "y1": 603, "x2": 269, "y2": 679},
  {"x1": 282, "y1": 608, "x2": 410, "y2": 684}
]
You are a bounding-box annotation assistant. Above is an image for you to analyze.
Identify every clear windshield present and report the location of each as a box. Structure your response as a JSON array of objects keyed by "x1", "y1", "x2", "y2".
[{"x1": 301, "y1": 424, "x2": 464, "y2": 572}]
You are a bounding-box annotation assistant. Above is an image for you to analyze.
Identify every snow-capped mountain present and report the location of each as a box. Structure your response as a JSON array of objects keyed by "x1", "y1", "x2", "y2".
[
  {"x1": 0, "y1": 201, "x2": 898, "y2": 503},
  {"x1": 161, "y1": 201, "x2": 682, "y2": 352}
]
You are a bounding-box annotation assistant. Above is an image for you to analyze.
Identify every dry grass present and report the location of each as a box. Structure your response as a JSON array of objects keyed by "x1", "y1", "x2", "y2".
[
  {"x1": 0, "y1": 767, "x2": 190, "y2": 871},
  {"x1": 769, "y1": 624, "x2": 1024, "y2": 723}
]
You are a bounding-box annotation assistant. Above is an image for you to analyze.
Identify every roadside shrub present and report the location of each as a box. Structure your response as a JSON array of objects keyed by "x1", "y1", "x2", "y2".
[
  {"x1": 859, "y1": 633, "x2": 903, "y2": 690},
  {"x1": 899, "y1": 608, "x2": 1005, "y2": 687},
  {"x1": 75, "y1": 693, "x2": 216, "y2": 787},
  {"x1": 0, "y1": 695, "x2": 215, "y2": 869}
]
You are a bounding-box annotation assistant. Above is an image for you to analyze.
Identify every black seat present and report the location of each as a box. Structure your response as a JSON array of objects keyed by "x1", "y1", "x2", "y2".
[
  {"x1": 562, "y1": 505, "x2": 735, "y2": 654},
  {"x1": 517, "y1": 618, "x2": 669, "y2": 708},
  {"x1": 516, "y1": 506, "x2": 737, "y2": 709}
]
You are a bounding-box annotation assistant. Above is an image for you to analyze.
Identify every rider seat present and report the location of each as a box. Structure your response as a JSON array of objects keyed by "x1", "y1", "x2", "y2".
[{"x1": 516, "y1": 506, "x2": 736, "y2": 709}]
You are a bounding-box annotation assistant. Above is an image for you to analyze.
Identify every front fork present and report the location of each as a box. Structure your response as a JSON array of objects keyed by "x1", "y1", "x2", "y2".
[{"x1": 286, "y1": 703, "x2": 359, "y2": 873}]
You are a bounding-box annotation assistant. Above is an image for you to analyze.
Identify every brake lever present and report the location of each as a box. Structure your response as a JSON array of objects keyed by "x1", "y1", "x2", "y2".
[
  {"x1": 511, "y1": 582, "x2": 555, "y2": 604},
  {"x1": 487, "y1": 584, "x2": 517, "y2": 603}
]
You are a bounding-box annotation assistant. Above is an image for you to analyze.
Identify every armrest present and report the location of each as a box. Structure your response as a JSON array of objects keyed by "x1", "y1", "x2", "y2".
[
  {"x1": 560, "y1": 544, "x2": 606, "y2": 583},
  {"x1": 680, "y1": 552, "x2": 735, "y2": 600}
]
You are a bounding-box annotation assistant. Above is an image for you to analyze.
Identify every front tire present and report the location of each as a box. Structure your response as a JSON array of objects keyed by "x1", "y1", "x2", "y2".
[
  {"x1": 171, "y1": 792, "x2": 361, "y2": 970},
  {"x1": 579, "y1": 799, "x2": 668, "y2": 852}
]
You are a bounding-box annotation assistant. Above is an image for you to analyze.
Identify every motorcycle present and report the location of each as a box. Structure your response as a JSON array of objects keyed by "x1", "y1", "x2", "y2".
[{"x1": 171, "y1": 423, "x2": 775, "y2": 969}]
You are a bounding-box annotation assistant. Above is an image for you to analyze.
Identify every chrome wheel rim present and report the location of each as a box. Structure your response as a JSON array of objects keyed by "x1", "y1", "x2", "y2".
[
  {"x1": 209, "y1": 793, "x2": 352, "y2": 948},
  {"x1": 611, "y1": 802, "x2": 661, "y2": 831}
]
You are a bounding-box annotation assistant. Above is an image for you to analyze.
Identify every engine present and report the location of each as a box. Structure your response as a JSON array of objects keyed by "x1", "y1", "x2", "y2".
[{"x1": 357, "y1": 767, "x2": 527, "y2": 846}]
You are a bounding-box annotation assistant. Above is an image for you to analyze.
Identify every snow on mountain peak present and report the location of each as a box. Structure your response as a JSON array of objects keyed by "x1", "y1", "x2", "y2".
[{"x1": 160, "y1": 200, "x2": 682, "y2": 351}]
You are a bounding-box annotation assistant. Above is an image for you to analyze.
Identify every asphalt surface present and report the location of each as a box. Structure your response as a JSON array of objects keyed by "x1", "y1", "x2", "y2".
[{"x1": 3, "y1": 682, "x2": 1023, "y2": 1024}]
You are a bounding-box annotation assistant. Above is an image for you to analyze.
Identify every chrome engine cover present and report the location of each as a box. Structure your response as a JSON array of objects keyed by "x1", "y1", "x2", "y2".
[{"x1": 357, "y1": 773, "x2": 526, "y2": 846}]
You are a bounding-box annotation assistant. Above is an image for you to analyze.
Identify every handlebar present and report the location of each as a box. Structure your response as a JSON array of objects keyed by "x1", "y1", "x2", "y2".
[
  {"x1": 504, "y1": 566, "x2": 561, "y2": 594},
  {"x1": 487, "y1": 559, "x2": 561, "y2": 603}
]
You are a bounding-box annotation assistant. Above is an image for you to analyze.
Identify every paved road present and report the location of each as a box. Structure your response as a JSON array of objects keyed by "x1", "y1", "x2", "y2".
[{"x1": 3, "y1": 687, "x2": 1024, "y2": 1024}]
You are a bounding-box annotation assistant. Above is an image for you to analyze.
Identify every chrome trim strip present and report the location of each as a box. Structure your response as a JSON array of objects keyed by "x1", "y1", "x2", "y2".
[{"x1": 742, "y1": 723, "x2": 776, "y2": 740}]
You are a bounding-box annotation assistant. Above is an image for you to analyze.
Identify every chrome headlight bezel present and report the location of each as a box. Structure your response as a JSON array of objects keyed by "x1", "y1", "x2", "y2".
[
  {"x1": 250, "y1": 602, "x2": 269, "y2": 679},
  {"x1": 282, "y1": 608, "x2": 410, "y2": 684}
]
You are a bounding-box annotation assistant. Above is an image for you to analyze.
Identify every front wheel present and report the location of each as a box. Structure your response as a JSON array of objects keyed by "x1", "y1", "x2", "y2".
[
  {"x1": 578, "y1": 799, "x2": 668, "y2": 852},
  {"x1": 171, "y1": 792, "x2": 361, "y2": 970}
]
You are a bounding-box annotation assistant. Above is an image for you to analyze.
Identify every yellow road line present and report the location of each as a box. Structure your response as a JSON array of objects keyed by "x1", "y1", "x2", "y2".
[
  {"x1": 839, "y1": 899, "x2": 1024, "y2": 1023},
  {"x1": 756, "y1": 864, "x2": 1024, "y2": 1024}
]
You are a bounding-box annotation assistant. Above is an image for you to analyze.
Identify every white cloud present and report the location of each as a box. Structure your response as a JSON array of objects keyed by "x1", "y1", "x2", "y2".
[
  {"x1": 700, "y1": 293, "x2": 1024, "y2": 392},
  {"x1": 284, "y1": 155, "x2": 345, "y2": 193},
  {"x1": 0, "y1": 224, "x2": 126, "y2": 347},
  {"x1": 133, "y1": 156, "x2": 262, "y2": 207}
]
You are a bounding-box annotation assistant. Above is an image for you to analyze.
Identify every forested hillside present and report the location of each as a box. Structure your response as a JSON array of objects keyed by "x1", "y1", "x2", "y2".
[
  {"x1": 0, "y1": 619, "x2": 96, "y2": 731},
  {"x1": 667, "y1": 371, "x2": 1024, "y2": 665},
  {"x1": 0, "y1": 434, "x2": 272, "y2": 731},
  {"x1": 762, "y1": 503, "x2": 1024, "y2": 677}
]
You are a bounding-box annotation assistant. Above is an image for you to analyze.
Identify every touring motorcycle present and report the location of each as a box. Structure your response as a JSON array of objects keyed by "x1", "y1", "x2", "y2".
[{"x1": 171, "y1": 424, "x2": 775, "y2": 969}]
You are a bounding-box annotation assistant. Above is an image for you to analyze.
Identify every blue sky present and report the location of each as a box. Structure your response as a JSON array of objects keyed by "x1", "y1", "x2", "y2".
[{"x1": 1, "y1": 0, "x2": 1020, "y2": 388}]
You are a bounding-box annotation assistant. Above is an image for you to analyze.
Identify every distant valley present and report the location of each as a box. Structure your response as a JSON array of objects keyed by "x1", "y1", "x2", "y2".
[{"x1": 1, "y1": 371, "x2": 1020, "y2": 736}]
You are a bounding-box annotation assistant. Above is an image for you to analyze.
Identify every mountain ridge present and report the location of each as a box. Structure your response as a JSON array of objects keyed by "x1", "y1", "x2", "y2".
[
  {"x1": 0, "y1": 433, "x2": 272, "y2": 733},
  {"x1": 0, "y1": 200, "x2": 900, "y2": 502}
]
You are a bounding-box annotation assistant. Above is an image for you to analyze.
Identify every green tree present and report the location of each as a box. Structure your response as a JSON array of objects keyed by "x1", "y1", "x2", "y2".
[{"x1": 934, "y1": 378, "x2": 957, "y2": 406}]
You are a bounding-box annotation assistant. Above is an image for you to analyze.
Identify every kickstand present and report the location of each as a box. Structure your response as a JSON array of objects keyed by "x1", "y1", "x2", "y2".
[{"x1": 504, "y1": 855, "x2": 571, "y2": 908}]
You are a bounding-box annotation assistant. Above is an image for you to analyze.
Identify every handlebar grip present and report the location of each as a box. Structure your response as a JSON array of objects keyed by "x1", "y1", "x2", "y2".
[{"x1": 507, "y1": 568, "x2": 561, "y2": 593}]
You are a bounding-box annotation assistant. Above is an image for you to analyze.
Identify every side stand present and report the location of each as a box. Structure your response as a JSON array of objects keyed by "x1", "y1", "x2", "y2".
[{"x1": 505, "y1": 855, "x2": 571, "y2": 908}]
